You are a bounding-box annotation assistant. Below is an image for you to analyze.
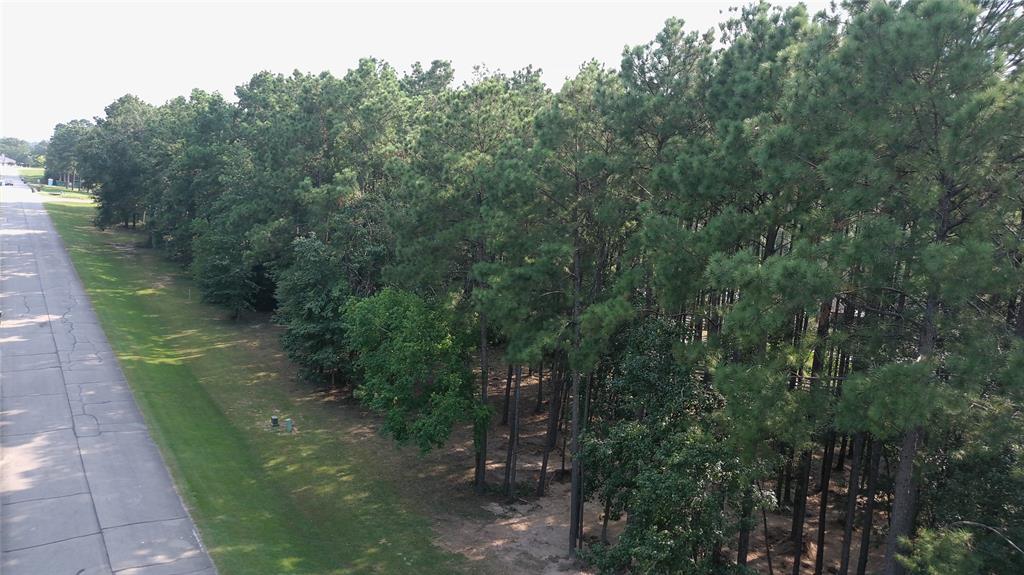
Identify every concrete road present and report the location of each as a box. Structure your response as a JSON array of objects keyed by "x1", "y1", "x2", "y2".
[{"x1": 0, "y1": 170, "x2": 215, "y2": 574}]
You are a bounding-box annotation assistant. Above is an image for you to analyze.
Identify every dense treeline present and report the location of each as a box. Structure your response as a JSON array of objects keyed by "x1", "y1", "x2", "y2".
[
  {"x1": 0, "y1": 137, "x2": 46, "y2": 167},
  {"x1": 46, "y1": 120, "x2": 92, "y2": 187},
  {"x1": 58, "y1": 1, "x2": 1023, "y2": 573}
]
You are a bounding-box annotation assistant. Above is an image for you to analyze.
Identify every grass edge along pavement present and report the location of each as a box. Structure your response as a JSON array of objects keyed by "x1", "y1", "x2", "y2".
[
  {"x1": 16, "y1": 168, "x2": 90, "y2": 199},
  {"x1": 45, "y1": 201, "x2": 475, "y2": 575}
]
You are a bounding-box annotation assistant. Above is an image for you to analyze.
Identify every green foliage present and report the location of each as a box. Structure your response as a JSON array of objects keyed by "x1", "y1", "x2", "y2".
[
  {"x1": 915, "y1": 391, "x2": 1024, "y2": 574},
  {"x1": 46, "y1": 120, "x2": 91, "y2": 185},
  {"x1": 274, "y1": 236, "x2": 351, "y2": 384},
  {"x1": 78, "y1": 95, "x2": 155, "y2": 228},
  {"x1": 898, "y1": 528, "x2": 983, "y2": 575},
  {"x1": 46, "y1": 201, "x2": 471, "y2": 574},
  {"x1": 836, "y1": 363, "x2": 944, "y2": 440},
  {"x1": 588, "y1": 426, "x2": 743, "y2": 574},
  {"x1": 583, "y1": 318, "x2": 738, "y2": 574},
  {"x1": 48, "y1": 2, "x2": 1024, "y2": 570},
  {"x1": 717, "y1": 362, "x2": 821, "y2": 453},
  {"x1": 0, "y1": 136, "x2": 45, "y2": 165},
  {"x1": 345, "y1": 289, "x2": 476, "y2": 451},
  {"x1": 144, "y1": 90, "x2": 235, "y2": 261},
  {"x1": 190, "y1": 218, "x2": 256, "y2": 318},
  {"x1": 400, "y1": 60, "x2": 454, "y2": 96},
  {"x1": 389, "y1": 66, "x2": 547, "y2": 307}
]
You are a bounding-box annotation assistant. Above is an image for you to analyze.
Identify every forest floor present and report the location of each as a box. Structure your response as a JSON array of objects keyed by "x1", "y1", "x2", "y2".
[
  {"x1": 412, "y1": 363, "x2": 888, "y2": 575},
  {"x1": 45, "y1": 198, "x2": 888, "y2": 575}
]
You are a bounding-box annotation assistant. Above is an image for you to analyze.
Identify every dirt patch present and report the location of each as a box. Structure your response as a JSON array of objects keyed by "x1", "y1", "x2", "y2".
[
  {"x1": 277, "y1": 345, "x2": 599, "y2": 574},
  {"x1": 434, "y1": 481, "x2": 597, "y2": 575},
  {"x1": 741, "y1": 487, "x2": 887, "y2": 575}
]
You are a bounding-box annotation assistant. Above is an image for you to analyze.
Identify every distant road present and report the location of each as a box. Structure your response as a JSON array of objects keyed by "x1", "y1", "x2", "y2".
[{"x1": 0, "y1": 170, "x2": 216, "y2": 574}]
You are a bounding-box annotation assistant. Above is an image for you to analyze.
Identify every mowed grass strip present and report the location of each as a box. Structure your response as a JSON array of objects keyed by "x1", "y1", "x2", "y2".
[
  {"x1": 16, "y1": 166, "x2": 44, "y2": 185},
  {"x1": 37, "y1": 184, "x2": 93, "y2": 200},
  {"x1": 46, "y1": 201, "x2": 470, "y2": 575}
]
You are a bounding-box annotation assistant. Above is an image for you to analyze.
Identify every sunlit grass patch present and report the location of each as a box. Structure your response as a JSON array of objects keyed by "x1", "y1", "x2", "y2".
[{"x1": 45, "y1": 202, "x2": 474, "y2": 575}]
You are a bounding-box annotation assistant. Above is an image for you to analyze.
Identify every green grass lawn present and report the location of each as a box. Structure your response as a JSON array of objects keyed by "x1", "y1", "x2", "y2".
[
  {"x1": 38, "y1": 184, "x2": 92, "y2": 201},
  {"x1": 46, "y1": 201, "x2": 477, "y2": 575},
  {"x1": 17, "y1": 166, "x2": 44, "y2": 185}
]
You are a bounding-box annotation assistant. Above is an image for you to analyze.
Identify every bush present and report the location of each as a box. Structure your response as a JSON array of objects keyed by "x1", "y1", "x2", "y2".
[
  {"x1": 275, "y1": 236, "x2": 351, "y2": 385},
  {"x1": 345, "y1": 289, "x2": 476, "y2": 451}
]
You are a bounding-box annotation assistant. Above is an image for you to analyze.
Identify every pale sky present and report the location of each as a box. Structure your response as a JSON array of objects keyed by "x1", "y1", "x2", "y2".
[{"x1": 1, "y1": 0, "x2": 830, "y2": 142}]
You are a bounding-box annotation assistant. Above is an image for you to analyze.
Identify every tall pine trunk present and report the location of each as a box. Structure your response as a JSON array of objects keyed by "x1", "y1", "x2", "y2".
[
  {"x1": 883, "y1": 426, "x2": 921, "y2": 575},
  {"x1": 839, "y1": 432, "x2": 865, "y2": 575},
  {"x1": 776, "y1": 443, "x2": 787, "y2": 507},
  {"x1": 857, "y1": 438, "x2": 882, "y2": 575},
  {"x1": 883, "y1": 290, "x2": 937, "y2": 575},
  {"x1": 601, "y1": 499, "x2": 611, "y2": 544},
  {"x1": 737, "y1": 488, "x2": 753, "y2": 566},
  {"x1": 568, "y1": 371, "x2": 583, "y2": 555},
  {"x1": 474, "y1": 312, "x2": 489, "y2": 493},
  {"x1": 534, "y1": 362, "x2": 545, "y2": 414},
  {"x1": 537, "y1": 363, "x2": 564, "y2": 496},
  {"x1": 503, "y1": 366, "x2": 522, "y2": 498},
  {"x1": 814, "y1": 431, "x2": 837, "y2": 575},
  {"x1": 568, "y1": 228, "x2": 584, "y2": 557},
  {"x1": 763, "y1": 499, "x2": 776, "y2": 575},
  {"x1": 473, "y1": 208, "x2": 490, "y2": 493},
  {"x1": 790, "y1": 450, "x2": 812, "y2": 574},
  {"x1": 560, "y1": 381, "x2": 570, "y2": 477},
  {"x1": 792, "y1": 300, "x2": 833, "y2": 573},
  {"x1": 501, "y1": 364, "x2": 513, "y2": 425},
  {"x1": 784, "y1": 447, "x2": 795, "y2": 506},
  {"x1": 835, "y1": 434, "x2": 848, "y2": 472}
]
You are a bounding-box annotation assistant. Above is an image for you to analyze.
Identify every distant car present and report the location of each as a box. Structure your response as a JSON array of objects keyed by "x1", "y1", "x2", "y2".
[{"x1": 3, "y1": 181, "x2": 13, "y2": 186}]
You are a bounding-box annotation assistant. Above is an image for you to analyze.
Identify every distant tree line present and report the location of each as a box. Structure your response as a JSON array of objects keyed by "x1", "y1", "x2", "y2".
[
  {"x1": 0, "y1": 137, "x2": 46, "y2": 167},
  {"x1": 55, "y1": 1, "x2": 1023, "y2": 574},
  {"x1": 46, "y1": 120, "x2": 92, "y2": 188}
]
